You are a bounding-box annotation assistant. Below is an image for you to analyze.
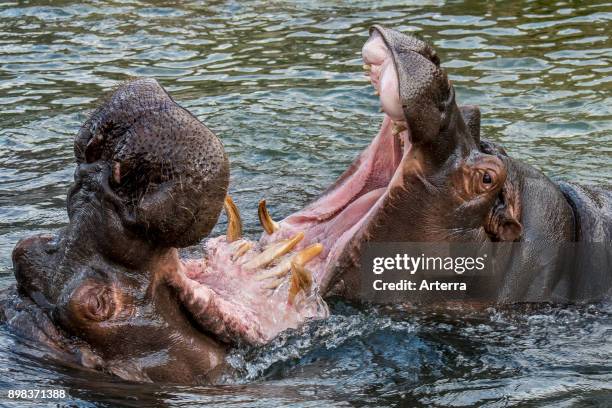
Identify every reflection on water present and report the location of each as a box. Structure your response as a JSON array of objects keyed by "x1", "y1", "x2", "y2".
[{"x1": 0, "y1": 1, "x2": 610, "y2": 406}]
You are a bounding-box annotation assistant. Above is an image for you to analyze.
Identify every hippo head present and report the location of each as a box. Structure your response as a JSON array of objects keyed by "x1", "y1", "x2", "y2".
[
  {"x1": 11, "y1": 78, "x2": 231, "y2": 383},
  {"x1": 257, "y1": 26, "x2": 525, "y2": 296},
  {"x1": 9, "y1": 78, "x2": 335, "y2": 384}
]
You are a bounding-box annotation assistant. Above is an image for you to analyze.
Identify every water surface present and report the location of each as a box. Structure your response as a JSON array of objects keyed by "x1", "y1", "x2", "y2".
[{"x1": 0, "y1": 1, "x2": 611, "y2": 406}]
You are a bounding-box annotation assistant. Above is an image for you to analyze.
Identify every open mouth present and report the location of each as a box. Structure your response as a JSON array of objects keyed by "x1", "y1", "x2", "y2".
[
  {"x1": 170, "y1": 28, "x2": 414, "y2": 346},
  {"x1": 261, "y1": 29, "x2": 413, "y2": 291}
]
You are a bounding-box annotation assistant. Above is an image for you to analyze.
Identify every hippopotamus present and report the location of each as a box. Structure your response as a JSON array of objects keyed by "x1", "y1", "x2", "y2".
[
  {"x1": 1, "y1": 26, "x2": 610, "y2": 384},
  {"x1": 0, "y1": 78, "x2": 330, "y2": 383},
  {"x1": 262, "y1": 25, "x2": 611, "y2": 304}
]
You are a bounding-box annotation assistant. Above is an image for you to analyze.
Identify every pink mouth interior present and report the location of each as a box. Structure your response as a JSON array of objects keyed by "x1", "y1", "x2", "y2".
[
  {"x1": 264, "y1": 30, "x2": 412, "y2": 286},
  {"x1": 169, "y1": 30, "x2": 413, "y2": 346},
  {"x1": 263, "y1": 114, "x2": 410, "y2": 287}
]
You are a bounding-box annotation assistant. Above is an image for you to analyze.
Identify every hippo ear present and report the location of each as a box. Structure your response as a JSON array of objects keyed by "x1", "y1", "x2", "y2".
[
  {"x1": 459, "y1": 105, "x2": 480, "y2": 144},
  {"x1": 480, "y1": 139, "x2": 508, "y2": 157},
  {"x1": 485, "y1": 183, "x2": 523, "y2": 242}
]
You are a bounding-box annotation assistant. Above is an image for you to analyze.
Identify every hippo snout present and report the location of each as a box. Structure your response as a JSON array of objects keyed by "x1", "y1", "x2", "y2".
[{"x1": 12, "y1": 234, "x2": 57, "y2": 307}]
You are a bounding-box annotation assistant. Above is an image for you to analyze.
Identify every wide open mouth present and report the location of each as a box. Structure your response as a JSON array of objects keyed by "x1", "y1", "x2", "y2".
[
  {"x1": 263, "y1": 29, "x2": 413, "y2": 289},
  {"x1": 169, "y1": 28, "x2": 414, "y2": 346}
]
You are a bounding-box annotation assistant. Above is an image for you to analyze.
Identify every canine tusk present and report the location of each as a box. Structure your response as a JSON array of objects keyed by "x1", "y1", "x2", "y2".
[
  {"x1": 242, "y1": 232, "x2": 304, "y2": 270},
  {"x1": 288, "y1": 261, "x2": 313, "y2": 305},
  {"x1": 363, "y1": 64, "x2": 371, "y2": 72},
  {"x1": 224, "y1": 195, "x2": 243, "y2": 243},
  {"x1": 258, "y1": 199, "x2": 279, "y2": 234}
]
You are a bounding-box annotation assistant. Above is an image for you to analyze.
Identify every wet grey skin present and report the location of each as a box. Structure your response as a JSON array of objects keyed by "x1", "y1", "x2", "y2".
[
  {"x1": 0, "y1": 27, "x2": 610, "y2": 385},
  {"x1": 1, "y1": 78, "x2": 231, "y2": 383},
  {"x1": 327, "y1": 25, "x2": 611, "y2": 303}
]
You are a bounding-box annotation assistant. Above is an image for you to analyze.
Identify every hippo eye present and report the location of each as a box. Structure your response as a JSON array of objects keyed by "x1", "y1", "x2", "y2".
[{"x1": 482, "y1": 172, "x2": 492, "y2": 184}]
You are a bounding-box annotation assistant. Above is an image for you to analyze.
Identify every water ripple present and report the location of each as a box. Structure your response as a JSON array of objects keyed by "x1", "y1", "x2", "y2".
[{"x1": 0, "y1": 1, "x2": 610, "y2": 406}]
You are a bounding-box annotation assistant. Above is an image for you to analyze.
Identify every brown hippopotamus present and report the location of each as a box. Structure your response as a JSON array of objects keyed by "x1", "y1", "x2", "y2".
[
  {"x1": 263, "y1": 25, "x2": 611, "y2": 304},
  {"x1": 0, "y1": 78, "x2": 331, "y2": 383},
  {"x1": 1, "y1": 26, "x2": 610, "y2": 384}
]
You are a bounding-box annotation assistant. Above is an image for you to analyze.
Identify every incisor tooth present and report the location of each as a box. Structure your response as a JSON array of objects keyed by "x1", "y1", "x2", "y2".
[
  {"x1": 256, "y1": 243, "x2": 323, "y2": 281},
  {"x1": 288, "y1": 261, "x2": 313, "y2": 305},
  {"x1": 242, "y1": 232, "x2": 304, "y2": 270},
  {"x1": 258, "y1": 199, "x2": 279, "y2": 234},
  {"x1": 363, "y1": 64, "x2": 371, "y2": 72},
  {"x1": 223, "y1": 195, "x2": 242, "y2": 243},
  {"x1": 264, "y1": 277, "x2": 284, "y2": 291},
  {"x1": 257, "y1": 265, "x2": 288, "y2": 282},
  {"x1": 231, "y1": 241, "x2": 252, "y2": 261},
  {"x1": 293, "y1": 243, "x2": 323, "y2": 266},
  {"x1": 374, "y1": 90, "x2": 380, "y2": 96}
]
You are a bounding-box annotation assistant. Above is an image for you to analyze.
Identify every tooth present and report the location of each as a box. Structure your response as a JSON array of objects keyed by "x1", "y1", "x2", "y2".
[
  {"x1": 258, "y1": 199, "x2": 279, "y2": 234},
  {"x1": 363, "y1": 64, "x2": 371, "y2": 72},
  {"x1": 223, "y1": 195, "x2": 242, "y2": 243},
  {"x1": 293, "y1": 243, "x2": 323, "y2": 266},
  {"x1": 374, "y1": 90, "x2": 380, "y2": 96},
  {"x1": 242, "y1": 232, "x2": 304, "y2": 270},
  {"x1": 255, "y1": 258, "x2": 291, "y2": 281},
  {"x1": 288, "y1": 261, "x2": 313, "y2": 305},
  {"x1": 392, "y1": 121, "x2": 407, "y2": 136},
  {"x1": 379, "y1": 107, "x2": 384, "y2": 113},
  {"x1": 264, "y1": 278, "x2": 284, "y2": 291},
  {"x1": 256, "y1": 243, "x2": 323, "y2": 281},
  {"x1": 231, "y1": 241, "x2": 252, "y2": 261}
]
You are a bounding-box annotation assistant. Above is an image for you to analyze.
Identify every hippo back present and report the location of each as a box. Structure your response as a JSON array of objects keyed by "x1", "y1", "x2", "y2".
[
  {"x1": 558, "y1": 182, "x2": 612, "y2": 243},
  {"x1": 557, "y1": 181, "x2": 612, "y2": 301}
]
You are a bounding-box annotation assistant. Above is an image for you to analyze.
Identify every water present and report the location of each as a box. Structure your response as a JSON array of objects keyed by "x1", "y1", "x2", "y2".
[{"x1": 0, "y1": 0, "x2": 610, "y2": 406}]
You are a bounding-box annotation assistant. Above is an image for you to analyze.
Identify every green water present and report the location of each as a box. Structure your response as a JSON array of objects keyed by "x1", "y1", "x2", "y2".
[{"x1": 0, "y1": 1, "x2": 610, "y2": 406}]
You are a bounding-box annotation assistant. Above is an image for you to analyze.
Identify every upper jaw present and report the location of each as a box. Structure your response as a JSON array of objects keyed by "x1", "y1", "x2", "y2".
[
  {"x1": 368, "y1": 25, "x2": 471, "y2": 170},
  {"x1": 369, "y1": 24, "x2": 441, "y2": 69},
  {"x1": 362, "y1": 26, "x2": 414, "y2": 169},
  {"x1": 250, "y1": 32, "x2": 418, "y2": 295},
  {"x1": 362, "y1": 27, "x2": 405, "y2": 123}
]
